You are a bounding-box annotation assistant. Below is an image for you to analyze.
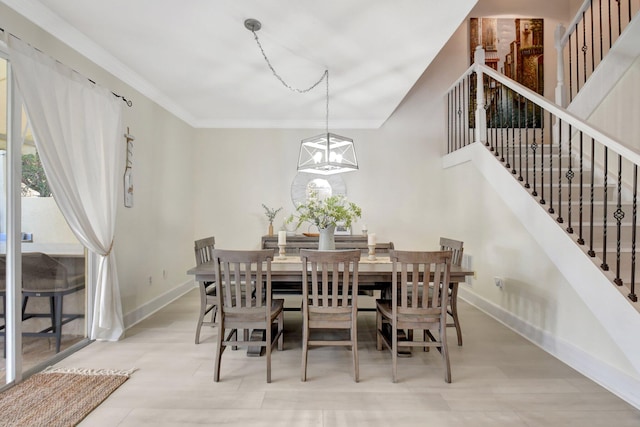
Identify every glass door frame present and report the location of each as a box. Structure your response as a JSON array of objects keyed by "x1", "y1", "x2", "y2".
[{"x1": 3, "y1": 47, "x2": 23, "y2": 384}]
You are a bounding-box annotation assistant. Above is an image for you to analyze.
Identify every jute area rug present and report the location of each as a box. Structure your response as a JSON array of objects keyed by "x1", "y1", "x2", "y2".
[{"x1": 0, "y1": 366, "x2": 135, "y2": 427}]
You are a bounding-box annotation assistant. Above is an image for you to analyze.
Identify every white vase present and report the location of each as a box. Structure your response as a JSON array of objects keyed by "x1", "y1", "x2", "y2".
[{"x1": 318, "y1": 225, "x2": 336, "y2": 250}]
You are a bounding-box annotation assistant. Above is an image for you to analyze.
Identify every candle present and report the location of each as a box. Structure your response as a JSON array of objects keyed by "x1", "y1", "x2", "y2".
[
  {"x1": 278, "y1": 230, "x2": 286, "y2": 245},
  {"x1": 368, "y1": 233, "x2": 376, "y2": 246}
]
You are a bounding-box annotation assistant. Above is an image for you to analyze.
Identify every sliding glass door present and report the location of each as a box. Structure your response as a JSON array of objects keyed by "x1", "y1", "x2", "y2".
[{"x1": 1, "y1": 48, "x2": 88, "y2": 387}]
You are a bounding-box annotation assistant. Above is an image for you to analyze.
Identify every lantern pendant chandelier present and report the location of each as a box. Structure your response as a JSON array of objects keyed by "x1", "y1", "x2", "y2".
[{"x1": 244, "y1": 18, "x2": 358, "y2": 175}]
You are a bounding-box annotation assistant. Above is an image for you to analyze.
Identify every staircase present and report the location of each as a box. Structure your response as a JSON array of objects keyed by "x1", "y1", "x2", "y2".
[{"x1": 443, "y1": 1, "x2": 640, "y2": 405}]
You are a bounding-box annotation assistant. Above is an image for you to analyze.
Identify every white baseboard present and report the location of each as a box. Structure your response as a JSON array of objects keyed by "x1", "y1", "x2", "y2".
[
  {"x1": 459, "y1": 287, "x2": 640, "y2": 411},
  {"x1": 122, "y1": 280, "x2": 196, "y2": 329}
]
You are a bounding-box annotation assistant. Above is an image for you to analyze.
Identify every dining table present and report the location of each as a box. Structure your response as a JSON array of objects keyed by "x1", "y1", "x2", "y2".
[{"x1": 187, "y1": 254, "x2": 473, "y2": 294}]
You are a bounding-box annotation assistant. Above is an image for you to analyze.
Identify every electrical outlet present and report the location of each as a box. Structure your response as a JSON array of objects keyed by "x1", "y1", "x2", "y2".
[
  {"x1": 494, "y1": 276, "x2": 504, "y2": 290},
  {"x1": 162, "y1": 269, "x2": 167, "y2": 279},
  {"x1": 148, "y1": 276, "x2": 153, "y2": 285}
]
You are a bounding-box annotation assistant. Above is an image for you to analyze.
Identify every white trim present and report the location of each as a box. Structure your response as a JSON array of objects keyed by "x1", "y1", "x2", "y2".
[
  {"x1": 459, "y1": 287, "x2": 640, "y2": 411},
  {"x1": 122, "y1": 280, "x2": 196, "y2": 329}
]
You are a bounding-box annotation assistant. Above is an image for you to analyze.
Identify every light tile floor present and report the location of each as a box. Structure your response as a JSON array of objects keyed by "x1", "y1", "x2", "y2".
[{"x1": 58, "y1": 290, "x2": 640, "y2": 426}]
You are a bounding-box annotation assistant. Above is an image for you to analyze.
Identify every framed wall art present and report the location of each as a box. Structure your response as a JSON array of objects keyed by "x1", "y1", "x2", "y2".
[{"x1": 469, "y1": 17, "x2": 544, "y2": 128}]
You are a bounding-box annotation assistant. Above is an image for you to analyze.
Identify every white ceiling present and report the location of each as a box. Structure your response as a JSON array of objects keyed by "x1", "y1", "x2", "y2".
[{"x1": 2, "y1": 0, "x2": 477, "y2": 129}]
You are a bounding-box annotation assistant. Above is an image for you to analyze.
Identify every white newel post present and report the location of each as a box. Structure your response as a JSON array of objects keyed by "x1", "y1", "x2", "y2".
[
  {"x1": 555, "y1": 24, "x2": 567, "y2": 108},
  {"x1": 474, "y1": 46, "x2": 487, "y2": 145}
]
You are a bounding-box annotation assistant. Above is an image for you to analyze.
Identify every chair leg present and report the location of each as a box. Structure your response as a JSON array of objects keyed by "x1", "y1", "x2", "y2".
[
  {"x1": 441, "y1": 325, "x2": 452, "y2": 383},
  {"x1": 449, "y1": 283, "x2": 463, "y2": 346},
  {"x1": 391, "y1": 323, "x2": 398, "y2": 383},
  {"x1": 352, "y1": 319, "x2": 359, "y2": 383},
  {"x1": 376, "y1": 310, "x2": 382, "y2": 351},
  {"x1": 214, "y1": 324, "x2": 224, "y2": 382},
  {"x1": 195, "y1": 311, "x2": 204, "y2": 345},
  {"x1": 277, "y1": 312, "x2": 284, "y2": 351},
  {"x1": 210, "y1": 305, "x2": 217, "y2": 324},
  {"x1": 301, "y1": 319, "x2": 309, "y2": 381},
  {"x1": 21, "y1": 296, "x2": 29, "y2": 318},
  {"x1": 54, "y1": 295, "x2": 63, "y2": 353},
  {"x1": 266, "y1": 319, "x2": 272, "y2": 383}
]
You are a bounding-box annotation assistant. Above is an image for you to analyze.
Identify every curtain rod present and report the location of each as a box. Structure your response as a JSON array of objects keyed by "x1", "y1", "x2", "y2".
[{"x1": 0, "y1": 26, "x2": 133, "y2": 107}]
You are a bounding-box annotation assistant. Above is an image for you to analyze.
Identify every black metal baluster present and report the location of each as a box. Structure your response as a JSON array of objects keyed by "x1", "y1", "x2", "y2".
[
  {"x1": 599, "y1": 0, "x2": 604, "y2": 66},
  {"x1": 583, "y1": 10, "x2": 589, "y2": 87},
  {"x1": 591, "y1": 1, "x2": 595, "y2": 74},
  {"x1": 602, "y1": 146, "x2": 609, "y2": 271},
  {"x1": 447, "y1": 91, "x2": 451, "y2": 153},
  {"x1": 525, "y1": 98, "x2": 531, "y2": 188},
  {"x1": 467, "y1": 74, "x2": 478, "y2": 144},
  {"x1": 630, "y1": 164, "x2": 638, "y2": 302},
  {"x1": 452, "y1": 85, "x2": 456, "y2": 151},
  {"x1": 578, "y1": 132, "x2": 585, "y2": 244},
  {"x1": 617, "y1": 0, "x2": 622, "y2": 36},
  {"x1": 485, "y1": 75, "x2": 490, "y2": 147},
  {"x1": 487, "y1": 78, "x2": 497, "y2": 152},
  {"x1": 493, "y1": 79, "x2": 499, "y2": 154},
  {"x1": 540, "y1": 106, "x2": 546, "y2": 205},
  {"x1": 511, "y1": 89, "x2": 516, "y2": 175},
  {"x1": 575, "y1": 22, "x2": 581, "y2": 96},
  {"x1": 556, "y1": 116, "x2": 563, "y2": 220},
  {"x1": 463, "y1": 78, "x2": 468, "y2": 149},
  {"x1": 499, "y1": 85, "x2": 504, "y2": 160},
  {"x1": 608, "y1": 0, "x2": 613, "y2": 49},
  {"x1": 614, "y1": 153, "x2": 624, "y2": 285},
  {"x1": 518, "y1": 94, "x2": 524, "y2": 181},
  {"x1": 589, "y1": 137, "x2": 596, "y2": 257},
  {"x1": 505, "y1": 87, "x2": 511, "y2": 169},
  {"x1": 532, "y1": 103, "x2": 538, "y2": 197},
  {"x1": 458, "y1": 82, "x2": 464, "y2": 148},
  {"x1": 457, "y1": 83, "x2": 460, "y2": 149},
  {"x1": 549, "y1": 114, "x2": 555, "y2": 214},
  {"x1": 566, "y1": 123, "x2": 574, "y2": 232}
]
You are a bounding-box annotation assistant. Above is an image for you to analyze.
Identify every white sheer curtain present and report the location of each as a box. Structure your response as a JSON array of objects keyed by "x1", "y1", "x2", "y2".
[{"x1": 8, "y1": 35, "x2": 125, "y2": 341}]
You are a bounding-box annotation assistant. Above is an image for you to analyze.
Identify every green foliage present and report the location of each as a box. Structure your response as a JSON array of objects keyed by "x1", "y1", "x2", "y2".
[
  {"x1": 262, "y1": 204, "x2": 282, "y2": 224},
  {"x1": 21, "y1": 152, "x2": 51, "y2": 197},
  {"x1": 289, "y1": 191, "x2": 361, "y2": 230}
]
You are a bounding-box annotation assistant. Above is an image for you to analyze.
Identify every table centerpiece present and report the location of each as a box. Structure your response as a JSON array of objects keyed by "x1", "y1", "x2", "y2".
[{"x1": 287, "y1": 191, "x2": 361, "y2": 250}]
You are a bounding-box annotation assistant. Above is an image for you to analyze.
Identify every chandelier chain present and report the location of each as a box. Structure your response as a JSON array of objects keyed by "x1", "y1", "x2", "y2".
[{"x1": 249, "y1": 28, "x2": 330, "y2": 133}]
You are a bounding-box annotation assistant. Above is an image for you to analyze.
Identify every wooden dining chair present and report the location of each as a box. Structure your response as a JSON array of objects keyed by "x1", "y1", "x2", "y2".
[
  {"x1": 194, "y1": 236, "x2": 217, "y2": 344},
  {"x1": 439, "y1": 237, "x2": 464, "y2": 346},
  {"x1": 212, "y1": 249, "x2": 284, "y2": 383},
  {"x1": 376, "y1": 250, "x2": 453, "y2": 383},
  {"x1": 300, "y1": 249, "x2": 361, "y2": 382}
]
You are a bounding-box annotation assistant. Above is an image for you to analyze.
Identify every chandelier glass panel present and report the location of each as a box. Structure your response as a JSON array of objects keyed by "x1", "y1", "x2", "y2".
[{"x1": 245, "y1": 18, "x2": 358, "y2": 175}]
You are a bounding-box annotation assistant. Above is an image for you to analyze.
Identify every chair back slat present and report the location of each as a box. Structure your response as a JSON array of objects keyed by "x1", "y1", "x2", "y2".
[
  {"x1": 439, "y1": 237, "x2": 463, "y2": 267},
  {"x1": 300, "y1": 250, "x2": 361, "y2": 309},
  {"x1": 194, "y1": 236, "x2": 216, "y2": 266},
  {"x1": 213, "y1": 249, "x2": 272, "y2": 313},
  {"x1": 390, "y1": 250, "x2": 452, "y2": 320}
]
